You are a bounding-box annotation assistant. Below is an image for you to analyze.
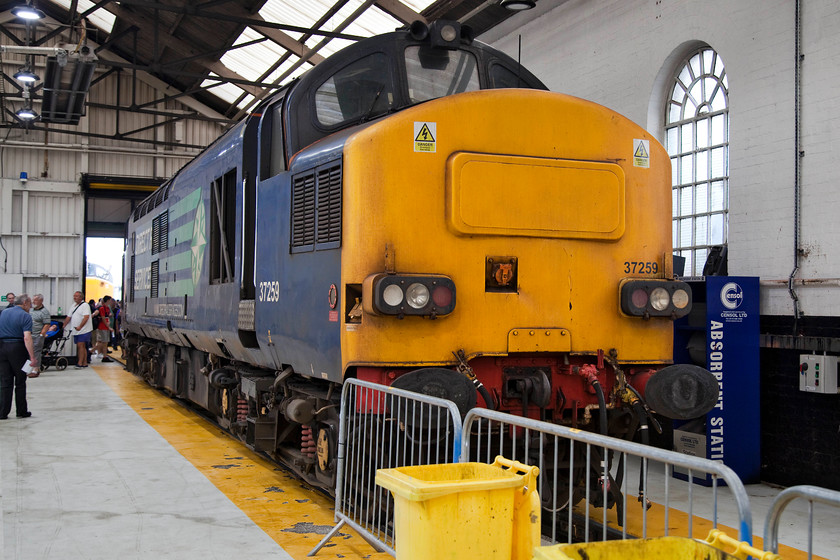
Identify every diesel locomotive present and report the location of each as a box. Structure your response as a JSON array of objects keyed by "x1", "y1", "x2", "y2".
[{"x1": 122, "y1": 20, "x2": 717, "y2": 494}]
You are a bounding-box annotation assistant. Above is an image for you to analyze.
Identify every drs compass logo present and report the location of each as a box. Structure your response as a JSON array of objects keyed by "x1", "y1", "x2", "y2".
[{"x1": 720, "y1": 282, "x2": 744, "y2": 310}]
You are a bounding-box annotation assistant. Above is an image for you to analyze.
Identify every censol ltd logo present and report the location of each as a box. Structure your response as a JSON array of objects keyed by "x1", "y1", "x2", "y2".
[{"x1": 720, "y1": 282, "x2": 744, "y2": 310}]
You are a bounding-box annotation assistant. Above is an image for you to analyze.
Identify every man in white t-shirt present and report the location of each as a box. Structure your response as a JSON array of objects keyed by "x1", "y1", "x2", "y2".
[{"x1": 62, "y1": 291, "x2": 92, "y2": 369}]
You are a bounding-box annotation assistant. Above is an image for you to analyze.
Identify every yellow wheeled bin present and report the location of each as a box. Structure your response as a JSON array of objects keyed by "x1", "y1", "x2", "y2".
[
  {"x1": 533, "y1": 530, "x2": 783, "y2": 560},
  {"x1": 375, "y1": 456, "x2": 540, "y2": 560}
]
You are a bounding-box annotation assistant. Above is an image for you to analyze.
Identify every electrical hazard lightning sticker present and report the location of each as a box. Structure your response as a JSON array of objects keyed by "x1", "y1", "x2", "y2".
[
  {"x1": 633, "y1": 139, "x2": 650, "y2": 168},
  {"x1": 414, "y1": 122, "x2": 436, "y2": 152}
]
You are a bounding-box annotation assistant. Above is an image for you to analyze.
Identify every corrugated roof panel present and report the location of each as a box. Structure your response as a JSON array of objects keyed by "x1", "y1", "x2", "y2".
[
  {"x1": 50, "y1": 0, "x2": 116, "y2": 33},
  {"x1": 259, "y1": 0, "x2": 334, "y2": 42},
  {"x1": 304, "y1": 3, "x2": 402, "y2": 57},
  {"x1": 200, "y1": 74, "x2": 256, "y2": 109},
  {"x1": 400, "y1": 0, "x2": 439, "y2": 12},
  {"x1": 222, "y1": 27, "x2": 289, "y2": 83},
  {"x1": 264, "y1": 55, "x2": 310, "y2": 87}
]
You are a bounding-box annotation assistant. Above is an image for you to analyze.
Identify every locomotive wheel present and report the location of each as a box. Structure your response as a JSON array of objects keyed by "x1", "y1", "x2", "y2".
[{"x1": 56, "y1": 357, "x2": 68, "y2": 371}]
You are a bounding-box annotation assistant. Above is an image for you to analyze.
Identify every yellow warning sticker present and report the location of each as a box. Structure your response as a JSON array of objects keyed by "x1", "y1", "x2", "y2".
[
  {"x1": 633, "y1": 139, "x2": 650, "y2": 168},
  {"x1": 414, "y1": 122, "x2": 436, "y2": 153}
]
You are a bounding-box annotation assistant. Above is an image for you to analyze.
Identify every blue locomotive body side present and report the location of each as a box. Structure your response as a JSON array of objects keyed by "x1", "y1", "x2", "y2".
[
  {"x1": 253, "y1": 132, "x2": 349, "y2": 382},
  {"x1": 125, "y1": 112, "x2": 351, "y2": 384},
  {"x1": 127, "y1": 122, "x2": 251, "y2": 359}
]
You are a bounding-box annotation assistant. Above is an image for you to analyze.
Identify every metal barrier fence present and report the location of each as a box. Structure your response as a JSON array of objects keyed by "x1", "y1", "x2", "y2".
[
  {"x1": 461, "y1": 408, "x2": 754, "y2": 545},
  {"x1": 310, "y1": 387, "x2": 765, "y2": 557},
  {"x1": 764, "y1": 484, "x2": 840, "y2": 558},
  {"x1": 309, "y1": 379, "x2": 463, "y2": 556}
]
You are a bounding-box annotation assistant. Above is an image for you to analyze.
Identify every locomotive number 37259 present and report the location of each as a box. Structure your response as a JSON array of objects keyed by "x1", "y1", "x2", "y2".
[
  {"x1": 623, "y1": 261, "x2": 659, "y2": 274},
  {"x1": 259, "y1": 281, "x2": 281, "y2": 302}
]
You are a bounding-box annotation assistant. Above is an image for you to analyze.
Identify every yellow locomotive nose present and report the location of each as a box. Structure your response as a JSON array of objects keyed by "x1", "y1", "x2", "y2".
[{"x1": 341, "y1": 89, "x2": 675, "y2": 369}]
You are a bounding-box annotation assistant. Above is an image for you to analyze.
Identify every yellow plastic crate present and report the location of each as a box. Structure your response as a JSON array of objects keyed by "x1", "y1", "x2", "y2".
[
  {"x1": 535, "y1": 538, "x2": 737, "y2": 560},
  {"x1": 375, "y1": 456, "x2": 540, "y2": 560},
  {"x1": 534, "y1": 531, "x2": 783, "y2": 560}
]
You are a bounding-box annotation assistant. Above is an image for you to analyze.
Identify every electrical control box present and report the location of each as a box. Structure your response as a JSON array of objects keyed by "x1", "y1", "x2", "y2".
[{"x1": 799, "y1": 354, "x2": 840, "y2": 393}]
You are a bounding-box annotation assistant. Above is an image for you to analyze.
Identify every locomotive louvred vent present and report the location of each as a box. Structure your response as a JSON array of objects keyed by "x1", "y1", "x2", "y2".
[
  {"x1": 317, "y1": 164, "x2": 342, "y2": 244},
  {"x1": 291, "y1": 160, "x2": 342, "y2": 253},
  {"x1": 130, "y1": 255, "x2": 135, "y2": 303},
  {"x1": 152, "y1": 211, "x2": 169, "y2": 255},
  {"x1": 291, "y1": 172, "x2": 316, "y2": 251},
  {"x1": 150, "y1": 260, "x2": 159, "y2": 298}
]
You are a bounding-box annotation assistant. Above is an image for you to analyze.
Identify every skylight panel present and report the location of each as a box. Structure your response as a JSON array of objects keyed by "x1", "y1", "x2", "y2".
[
  {"x1": 222, "y1": 27, "x2": 287, "y2": 84},
  {"x1": 304, "y1": 3, "x2": 401, "y2": 57},
  {"x1": 400, "y1": 0, "x2": 439, "y2": 12},
  {"x1": 265, "y1": 55, "x2": 311, "y2": 87},
  {"x1": 200, "y1": 74, "x2": 255, "y2": 110},
  {"x1": 50, "y1": 0, "x2": 116, "y2": 34},
  {"x1": 259, "y1": 0, "x2": 331, "y2": 42}
]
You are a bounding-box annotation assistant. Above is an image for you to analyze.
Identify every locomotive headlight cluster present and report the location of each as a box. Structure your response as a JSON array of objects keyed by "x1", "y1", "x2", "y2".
[
  {"x1": 363, "y1": 273, "x2": 456, "y2": 318},
  {"x1": 620, "y1": 279, "x2": 692, "y2": 319}
]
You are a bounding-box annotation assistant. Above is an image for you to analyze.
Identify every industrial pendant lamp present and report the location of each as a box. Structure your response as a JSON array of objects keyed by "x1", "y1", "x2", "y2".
[
  {"x1": 11, "y1": 1, "x2": 45, "y2": 20},
  {"x1": 500, "y1": 0, "x2": 536, "y2": 10},
  {"x1": 14, "y1": 67, "x2": 39, "y2": 83},
  {"x1": 16, "y1": 106, "x2": 38, "y2": 120}
]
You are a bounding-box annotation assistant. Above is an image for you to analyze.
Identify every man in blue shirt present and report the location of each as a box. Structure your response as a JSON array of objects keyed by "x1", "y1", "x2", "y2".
[{"x1": 0, "y1": 293, "x2": 37, "y2": 419}]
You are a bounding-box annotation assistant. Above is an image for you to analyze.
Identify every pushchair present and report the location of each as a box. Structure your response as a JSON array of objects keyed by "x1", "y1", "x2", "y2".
[{"x1": 40, "y1": 320, "x2": 70, "y2": 371}]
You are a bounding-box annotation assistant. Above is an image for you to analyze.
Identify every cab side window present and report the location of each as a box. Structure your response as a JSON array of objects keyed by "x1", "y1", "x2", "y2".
[
  {"x1": 315, "y1": 53, "x2": 392, "y2": 127},
  {"x1": 260, "y1": 101, "x2": 286, "y2": 180}
]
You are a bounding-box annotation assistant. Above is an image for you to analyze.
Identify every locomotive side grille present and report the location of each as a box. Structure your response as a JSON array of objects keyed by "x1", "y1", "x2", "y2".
[
  {"x1": 291, "y1": 171, "x2": 316, "y2": 251},
  {"x1": 151, "y1": 211, "x2": 169, "y2": 255},
  {"x1": 129, "y1": 254, "x2": 135, "y2": 303},
  {"x1": 291, "y1": 160, "x2": 342, "y2": 253},
  {"x1": 316, "y1": 163, "x2": 342, "y2": 245},
  {"x1": 150, "y1": 260, "x2": 159, "y2": 298}
]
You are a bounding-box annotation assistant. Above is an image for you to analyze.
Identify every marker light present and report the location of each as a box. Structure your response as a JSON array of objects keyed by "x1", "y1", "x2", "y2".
[
  {"x1": 620, "y1": 280, "x2": 692, "y2": 319},
  {"x1": 382, "y1": 284, "x2": 403, "y2": 306},
  {"x1": 364, "y1": 273, "x2": 456, "y2": 318}
]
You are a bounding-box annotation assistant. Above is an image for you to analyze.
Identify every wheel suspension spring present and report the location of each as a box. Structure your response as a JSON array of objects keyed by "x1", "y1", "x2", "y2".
[
  {"x1": 236, "y1": 398, "x2": 248, "y2": 422},
  {"x1": 301, "y1": 425, "x2": 316, "y2": 458}
]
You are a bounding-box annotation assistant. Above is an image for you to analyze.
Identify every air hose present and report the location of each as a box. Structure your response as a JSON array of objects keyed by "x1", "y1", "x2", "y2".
[
  {"x1": 453, "y1": 349, "x2": 496, "y2": 410},
  {"x1": 474, "y1": 379, "x2": 496, "y2": 410}
]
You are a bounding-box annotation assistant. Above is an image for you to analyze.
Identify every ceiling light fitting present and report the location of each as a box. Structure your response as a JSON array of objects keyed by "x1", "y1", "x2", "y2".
[
  {"x1": 11, "y1": 2, "x2": 44, "y2": 20},
  {"x1": 500, "y1": 0, "x2": 536, "y2": 10},
  {"x1": 14, "y1": 68, "x2": 39, "y2": 82},
  {"x1": 16, "y1": 106, "x2": 38, "y2": 120}
]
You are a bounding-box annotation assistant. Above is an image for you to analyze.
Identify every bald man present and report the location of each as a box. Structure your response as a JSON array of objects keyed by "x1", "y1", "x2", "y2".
[{"x1": 0, "y1": 293, "x2": 37, "y2": 419}]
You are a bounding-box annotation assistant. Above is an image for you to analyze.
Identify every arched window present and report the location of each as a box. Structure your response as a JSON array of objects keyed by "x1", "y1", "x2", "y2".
[{"x1": 665, "y1": 48, "x2": 729, "y2": 276}]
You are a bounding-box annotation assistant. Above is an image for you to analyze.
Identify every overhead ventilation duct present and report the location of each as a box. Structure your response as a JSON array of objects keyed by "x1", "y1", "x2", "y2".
[{"x1": 41, "y1": 44, "x2": 97, "y2": 124}]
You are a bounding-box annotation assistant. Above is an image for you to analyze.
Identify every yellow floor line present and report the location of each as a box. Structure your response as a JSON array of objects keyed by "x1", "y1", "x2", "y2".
[{"x1": 94, "y1": 364, "x2": 390, "y2": 560}]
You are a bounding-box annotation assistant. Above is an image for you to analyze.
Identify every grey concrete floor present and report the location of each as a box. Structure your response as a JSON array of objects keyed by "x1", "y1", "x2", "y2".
[{"x1": 0, "y1": 364, "x2": 293, "y2": 560}]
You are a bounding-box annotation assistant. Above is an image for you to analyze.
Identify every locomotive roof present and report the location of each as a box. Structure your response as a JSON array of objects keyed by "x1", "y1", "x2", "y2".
[{"x1": 133, "y1": 21, "x2": 548, "y2": 221}]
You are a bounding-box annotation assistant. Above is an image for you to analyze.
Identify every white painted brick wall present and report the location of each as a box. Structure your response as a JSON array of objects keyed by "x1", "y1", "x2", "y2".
[{"x1": 483, "y1": 0, "x2": 840, "y2": 317}]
